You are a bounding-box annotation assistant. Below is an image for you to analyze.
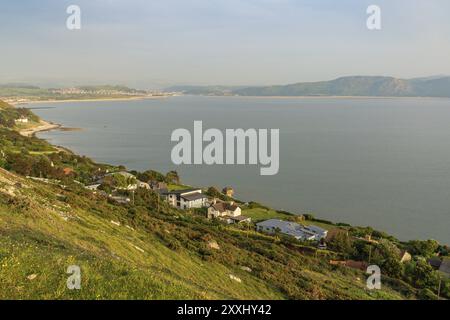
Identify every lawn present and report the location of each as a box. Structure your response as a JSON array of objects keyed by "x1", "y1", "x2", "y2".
[{"x1": 242, "y1": 207, "x2": 294, "y2": 223}]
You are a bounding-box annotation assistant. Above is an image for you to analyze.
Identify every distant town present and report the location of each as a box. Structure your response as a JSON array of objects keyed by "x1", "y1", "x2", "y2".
[{"x1": 0, "y1": 84, "x2": 179, "y2": 104}]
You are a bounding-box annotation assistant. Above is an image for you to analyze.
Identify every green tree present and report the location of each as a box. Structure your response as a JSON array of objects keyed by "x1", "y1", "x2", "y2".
[{"x1": 406, "y1": 240, "x2": 439, "y2": 258}]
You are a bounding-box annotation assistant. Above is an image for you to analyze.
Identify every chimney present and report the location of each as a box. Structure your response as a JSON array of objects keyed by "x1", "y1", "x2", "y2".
[{"x1": 213, "y1": 198, "x2": 217, "y2": 204}]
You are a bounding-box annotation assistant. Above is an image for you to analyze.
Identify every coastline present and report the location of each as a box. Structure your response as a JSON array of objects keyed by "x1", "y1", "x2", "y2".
[
  {"x1": 19, "y1": 120, "x2": 62, "y2": 137},
  {"x1": 12, "y1": 95, "x2": 171, "y2": 106},
  {"x1": 184, "y1": 94, "x2": 450, "y2": 100}
]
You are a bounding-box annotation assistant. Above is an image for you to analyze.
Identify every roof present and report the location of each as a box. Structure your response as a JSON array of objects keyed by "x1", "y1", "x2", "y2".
[
  {"x1": 181, "y1": 193, "x2": 208, "y2": 201},
  {"x1": 428, "y1": 257, "x2": 442, "y2": 269},
  {"x1": 166, "y1": 188, "x2": 202, "y2": 195},
  {"x1": 256, "y1": 219, "x2": 314, "y2": 240},
  {"x1": 256, "y1": 219, "x2": 326, "y2": 240},
  {"x1": 256, "y1": 219, "x2": 291, "y2": 228},
  {"x1": 211, "y1": 202, "x2": 239, "y2": 213},
  {"x1": 303, "y1": 225, "x2": 328, "y2": 235},
  {"x1": 439, "y1": 259, "x2": 450, "y2": 276}
]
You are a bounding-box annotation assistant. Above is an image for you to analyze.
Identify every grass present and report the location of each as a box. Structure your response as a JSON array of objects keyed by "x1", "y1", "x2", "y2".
[{"x1": 242, "y1": 208, "x2": 293, "y2": 222}]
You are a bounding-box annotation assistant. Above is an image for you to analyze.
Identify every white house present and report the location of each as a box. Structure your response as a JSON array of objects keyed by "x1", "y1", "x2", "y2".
[
  {"x1": 85, "y1": 184, "x2": 101, "y2": 191},
  {"x1": 164, "y1": 188, "x2": 208, "y2": 210},
  {"x1": 256, "y1": 219, "x2": 327, "y2": 241},
  {"x1": 15, "y1": 117, "x2": 29, "y2": 124},
  {"x1": 207, "y1": 200, "x2": 251, "y2": 224}
]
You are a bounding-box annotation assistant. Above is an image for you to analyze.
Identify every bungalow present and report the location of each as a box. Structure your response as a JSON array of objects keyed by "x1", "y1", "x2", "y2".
[
  {"x1": 207, "y1": 201, "x2": 251, "y2": 224},
  {"x1": 256, "y1": 219, "x2": 328, "y2": 241},
  {"x1": 163, "y1": 188, "x2": 208, "y2": 210},
  {"x1": 256, "y1": 219, "x2": 317, "y2": 241},
  {"x1": 222, "y1": 186, "x2": 235, "y2": 198}
]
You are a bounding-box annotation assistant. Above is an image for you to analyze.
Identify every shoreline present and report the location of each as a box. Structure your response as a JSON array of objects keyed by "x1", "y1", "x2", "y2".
[
  {"x1": 184, "y1": 94, "x2": 450, "y2": 100},
  {"x1": 11, "y1": 95, "x2": 171, "y2": 106},
  {"x1": 19, "y1": 120, "x2": 62, "y2": 137}
]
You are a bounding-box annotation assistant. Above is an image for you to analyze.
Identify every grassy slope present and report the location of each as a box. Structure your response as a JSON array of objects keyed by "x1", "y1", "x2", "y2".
[
  {"x1": 0, "y1": 168, "x2": 408, "y2": 300},
  {"x1": 0, "y1": 169, "x2": 283, "y2": 299}
]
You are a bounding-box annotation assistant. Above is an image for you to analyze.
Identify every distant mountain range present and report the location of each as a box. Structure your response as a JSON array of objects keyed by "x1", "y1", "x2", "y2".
[{"x1": 166, "y1": 76, "x2": 450, "y2": 97}]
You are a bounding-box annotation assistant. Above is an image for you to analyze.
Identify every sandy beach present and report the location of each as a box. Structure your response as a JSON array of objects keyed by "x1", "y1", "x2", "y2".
[{"x1": 19, "y1": 120, "x2": 62, "y2": 137}]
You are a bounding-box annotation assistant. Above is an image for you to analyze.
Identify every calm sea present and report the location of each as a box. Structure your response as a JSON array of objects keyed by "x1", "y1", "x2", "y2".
[{"x1": 32, "y1": 96, "x2": 450, "y2": 244}]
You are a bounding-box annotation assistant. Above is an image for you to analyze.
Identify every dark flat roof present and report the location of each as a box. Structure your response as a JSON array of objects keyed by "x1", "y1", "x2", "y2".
[
  {"x1": 182, "y1": 193, "x2": 208, "y2": 201},
  {"x1": 166, "y1": 188, "x2": 202, "y2": 195}
]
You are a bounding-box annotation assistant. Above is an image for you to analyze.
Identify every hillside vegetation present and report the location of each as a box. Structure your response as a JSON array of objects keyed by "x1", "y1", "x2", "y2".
[{"x1": 0, "y1": 100, "x2": 448, "y2": 300}]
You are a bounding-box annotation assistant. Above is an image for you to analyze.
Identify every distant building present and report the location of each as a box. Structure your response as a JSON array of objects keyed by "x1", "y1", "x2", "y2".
[
  {"x1": 63, "y1": 167, "x2": 74, "y2": 176},
  {"x1": 137, "y1": 181, "x2": 150, "y2": 190},
  {"x1": 150, "y1": 181, "x2": 168, "y2": 194},
  {"x1": 207, "y1": 200, "x2": 250, "y2": 224},
  {"x1": 163, "y1": 188, "x2": 208, "y2": 210},
  {"x1": 428, "y1": 257, "x2": 442, "y2": 270},
  {"x1": 399, "y1": 250, "x2": 412, "y2": 263},
  {"x1": 85, "y1": 184, "x2": 101, "y2": 191},
  {"x1": 222, "y1": 186, "x2": 235, "y2": 198},
  {"x1": 15, "y1": 117, "x2": 29, "y2": 124},
  {"x1": 256, "y1": 219, "x2": 327, "y2": 241}
]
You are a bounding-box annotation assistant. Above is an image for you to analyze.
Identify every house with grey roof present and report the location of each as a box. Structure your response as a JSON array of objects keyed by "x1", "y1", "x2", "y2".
[
  {"x1": 256, "y1": 219, "x2": 328, "y2": 241},
  {"x1": 163, "y1": 188, "x2": 208, "y2": 210},
  {"x1": 207, "y1": 200, "x2": 251, "y2": 224}
]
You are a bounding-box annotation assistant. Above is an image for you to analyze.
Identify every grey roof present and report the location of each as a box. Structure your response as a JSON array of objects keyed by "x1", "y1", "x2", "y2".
[
  {"x1": 181, "y1": 193, "x2": 208, "y2": 201},
  {"x1": 256, "y1": 219, "x2": 326, "y2": 240},
  {"x1": 166, "y1": 188, "x2": 202, "y2": 195},
  {"x1": 256, "y1": 219, "x2": 314, "y2": 240},
  {"x1": 303, "y1": 225, "x2": 328, "y2": 235}
]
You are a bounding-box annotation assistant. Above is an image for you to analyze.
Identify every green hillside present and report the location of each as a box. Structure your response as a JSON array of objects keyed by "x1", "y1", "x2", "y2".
[{"x1": 0, "y1": 100, "x2": 448, "y2": 300}]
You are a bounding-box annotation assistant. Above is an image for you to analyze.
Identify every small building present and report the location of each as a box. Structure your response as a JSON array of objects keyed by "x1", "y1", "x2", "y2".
[
  {"x1": 150, "y1": 181, "x2": 168, "y2": 194},
  {"x1": 428, "y1": 257, "x2": 442, "y2": 270},
  {"x1": 208, "y1": 201, "x2": 241, "y2": 218},
  {"x1": 63, "y1": 167, "x2": 74, "y2": 176},
  {"x1": 222, "y1": 186, "x2": 234, "y2": 198},
  {"x1": 85, "y1": 184, "x2": 101, "y2": 191},
  {"x1": 399, "y1": 250, "x2": 412, "y2": 263},
  {"x1": 163, "y1": 188, "x2": 208, "y2": 210},
  {"x1": 15, "y1": 117, "x2": 29, "y2": 124},
  {"x1": 207, "y1": 200, "x2": 250, "y2": 224},
  {"x1": 138, "y1": 181, "x2": 150, "y2": 190}
]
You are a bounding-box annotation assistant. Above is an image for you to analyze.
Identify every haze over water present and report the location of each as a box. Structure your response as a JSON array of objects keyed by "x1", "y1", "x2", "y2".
[{"x1": 33, "y1": 96, "x2": 450, "y2": 244}]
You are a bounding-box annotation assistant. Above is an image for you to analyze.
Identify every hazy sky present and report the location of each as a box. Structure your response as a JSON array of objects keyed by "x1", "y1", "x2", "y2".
[{"x1": 1, "y1": 0, "x2": 449, "y2": 88}]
